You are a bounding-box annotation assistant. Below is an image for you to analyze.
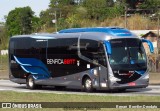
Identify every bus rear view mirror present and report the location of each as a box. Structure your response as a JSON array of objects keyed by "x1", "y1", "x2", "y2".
[
  {"x1": 142, "y1": 39, "x2": 154, "y2": 53},
  {"x1": 104, "y1": 41, "x2": 112, "y2": 55}
]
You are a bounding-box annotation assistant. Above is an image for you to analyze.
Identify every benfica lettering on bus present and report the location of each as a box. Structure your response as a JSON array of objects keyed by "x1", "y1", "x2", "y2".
[{"x1": 47, "y1": 59, "x2": 76, "y2": 65}]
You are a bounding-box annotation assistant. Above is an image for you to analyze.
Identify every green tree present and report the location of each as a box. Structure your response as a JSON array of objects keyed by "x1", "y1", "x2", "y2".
[
  {"x1": 138, "y1": 0, "x2": 160, "y2": 11},
  {"x1": 6, "y1": 6, "x2": 34, "y2": 36},
  {"x1": 116, "y1": 0, "x2": 160, "y2": 11},
  {"x1": 39, "y1": 9, "x2": 54, "y2": 31},
  {"x1": 48, "y1": 0, "x2": 78, "y2": 30},
  {"x1": 0, "y1": 26, "x2": 8, "y2": 49},
  {"x1": 49, "y1": 0, "x2": 76, "y2": 7},
  {"x1": 82, "y1": 0, "x2": 122, "y2": 20},
  {"x1": 76, "y1": 6, "x2": 88, "y2": 19},
  {"x1": 82, "y1": 0, "x2": 108, "y2": 20},
  {"x1": 106, "y1": 0, "x2": 115, "y2": 7},
  {"x1": 49, "y1": 0, "x2": 77, "y2": 18},
  {"x1": 32, "y1": 16, "x2": 41, "y2": 33},
  {"x1": 126, "y1": 0, "x2": 138, "y2": 9}
]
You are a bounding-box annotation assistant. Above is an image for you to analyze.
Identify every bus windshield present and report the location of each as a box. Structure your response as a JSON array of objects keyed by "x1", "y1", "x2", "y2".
[{"x1": 109, "y1": 38, "x2": 147, "y2": 69}]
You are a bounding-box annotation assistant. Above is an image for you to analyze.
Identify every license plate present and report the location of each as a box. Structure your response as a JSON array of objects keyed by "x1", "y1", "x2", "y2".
[{"x1": 128, "y1": 82, "x2": 136, "y2": 86}]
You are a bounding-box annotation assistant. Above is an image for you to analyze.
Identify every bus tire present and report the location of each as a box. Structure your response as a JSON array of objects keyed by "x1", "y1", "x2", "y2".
[
  {"x1": 83, "y1": 77, "x2": 93, "y2": 92},
  {"x1": 26, "y1": 75, "x2": 36, "y2": 89}
]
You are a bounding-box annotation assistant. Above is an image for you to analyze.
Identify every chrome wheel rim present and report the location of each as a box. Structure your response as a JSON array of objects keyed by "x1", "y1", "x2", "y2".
[
  {"x1": 85, "y1": 79, "x2": 91, "y2": 89},
  {"x1": 29, "y1": 78, "x2": 34, "y2": 87}
]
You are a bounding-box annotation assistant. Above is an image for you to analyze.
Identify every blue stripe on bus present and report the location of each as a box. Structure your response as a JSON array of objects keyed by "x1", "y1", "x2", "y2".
[
  {"x1": 135, "y1": 70, "x2": 145, "y2": 75},
  {"x1": 59, "y1": 27, "x2": 132, "y2": 37},
  {"x1": 21, "y1": 66, "x2": 50, "y2": 78},
  {"x1": 14, "y1": 56, "x2": 50, "y2": 78},
  {"x1": 14, "y1": 56, "x2": 31, "y2": 66}
]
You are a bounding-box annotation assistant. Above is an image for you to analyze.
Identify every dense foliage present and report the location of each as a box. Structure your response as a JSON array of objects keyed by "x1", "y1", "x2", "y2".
[
  {"x1": 0, "y1": 26, "x2": 8, "y2": 50},
  {"x1": 0, "y1": 0, "x2": 160, "y2": 49},
  {"x1": 6, "y1": 6, "x2": 34, "y2": 36}
]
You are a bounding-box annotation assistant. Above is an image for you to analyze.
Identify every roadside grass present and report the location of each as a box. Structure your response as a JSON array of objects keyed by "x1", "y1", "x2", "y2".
[
  {"x1": 1, "y1": 91, "x2": 160, "y2": 102},
  {"x1": 0, "y1": 91, "x2": 160, "y2": 111},
  {"x1": 0, "y1": 55, "x2": 8, "y2": 71}
]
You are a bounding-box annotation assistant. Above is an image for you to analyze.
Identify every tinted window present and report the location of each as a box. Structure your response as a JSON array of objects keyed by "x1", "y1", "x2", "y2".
[
  {"x1": 9, "y1": 40, "x2": 15, "y2": 54},
  {"x1": 80, "y1": 39, "x2": 106, "y2": 66},
  {"x1": 48, "y1": 38, "x2": 78, "y2": 54},
  {"x1": 110, "y1": 39, "x2": 142, "y2": 48},
  {"x1": 80, "y1": 39, "x2": 98, "y2": 59},
  {"x1": 31, "y1": 39, "x2": 47, "y2": 55},
  {"x1": 15, "y1": 38, "x2": 31, "y2": 49},
  {"x1": 14, "y1": 38, "x2": 32, "y2": 55}
]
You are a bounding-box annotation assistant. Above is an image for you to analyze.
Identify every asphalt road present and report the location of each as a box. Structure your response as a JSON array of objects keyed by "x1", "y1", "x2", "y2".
[{"x1": 0, "y1": 80, "x2": 160, "y2": 96}]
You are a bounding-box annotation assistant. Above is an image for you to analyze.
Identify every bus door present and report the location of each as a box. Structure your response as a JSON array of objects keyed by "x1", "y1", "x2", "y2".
[
  {"x1": 80, "y1": 39, "x2": 108, "y2": 88},
  {"x1": 92, "y1": 43, "x2": 108, "y2": 89}
]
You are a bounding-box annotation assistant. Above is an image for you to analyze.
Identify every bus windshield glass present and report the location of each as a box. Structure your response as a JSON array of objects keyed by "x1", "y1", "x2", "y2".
[{"x1": 108, "y1": 38, "x2": 147, "y2": 69}]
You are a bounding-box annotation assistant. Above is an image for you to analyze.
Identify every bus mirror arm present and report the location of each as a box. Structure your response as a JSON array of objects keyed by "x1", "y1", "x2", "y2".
[{"x1": 142, "y1": 39, "x2": 154, "y2": 53}]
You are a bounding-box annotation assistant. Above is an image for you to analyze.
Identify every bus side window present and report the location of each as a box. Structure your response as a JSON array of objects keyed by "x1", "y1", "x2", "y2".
[
  {"x1": 80, "y1": 39, "x2": 97, "y2": 60},
  {"x1": 10, "y1": 41, "x2": 15, "y2": 54},
  {"x1": 14, "y1": 38, "x2": 31, "y2": 56},
  {"x1": 64, "y1": 39, "x2": 78, "y2": 54},
  {"x1": 80, "y1": 39, "x2": 106, "y2": 66},
  {"x1": 47, "y1": 38, "x2": 78, "y2": 55}
]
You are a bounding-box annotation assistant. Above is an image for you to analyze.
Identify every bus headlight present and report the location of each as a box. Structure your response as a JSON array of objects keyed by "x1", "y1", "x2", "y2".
[
  {"x1": 143, "y1": 73, "x2": 149, "y2": 79},
  {"x1": 93, "y1": 69, "x2": 98, "y2": 76},
  {"x1": 110, "y1": 75, "x2": 121, "y2": 82}
]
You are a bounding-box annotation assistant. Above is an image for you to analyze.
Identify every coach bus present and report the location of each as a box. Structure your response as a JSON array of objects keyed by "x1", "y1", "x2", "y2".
[{"x1": 9, "y1": 27, "x2": 154, "y2": 92}]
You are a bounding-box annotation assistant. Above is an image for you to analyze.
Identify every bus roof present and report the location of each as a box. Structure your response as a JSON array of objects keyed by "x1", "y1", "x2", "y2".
[
  {"x1": 59, "y1": 27, "x2": 136, "y2": 37},
  {"x1": 11, "y1": 32, "x2": 139, "y2": 42},
  {"x1": 11, "y1": 27, "x2": 139, "y2": 41}
]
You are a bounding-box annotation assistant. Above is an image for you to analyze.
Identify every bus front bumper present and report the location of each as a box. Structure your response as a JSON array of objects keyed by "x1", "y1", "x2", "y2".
[{"x1": 109, "y1": 78, "x2": 149, "y2": 90}]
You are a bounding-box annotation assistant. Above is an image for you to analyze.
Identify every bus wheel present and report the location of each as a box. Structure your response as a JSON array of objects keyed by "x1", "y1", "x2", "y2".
[
  {"x1": 27, "y1": 75, "x2": 36, "y2": 89},
  {"x1": 84, "y1": 77, "x2": 93, "y2": 92}
]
